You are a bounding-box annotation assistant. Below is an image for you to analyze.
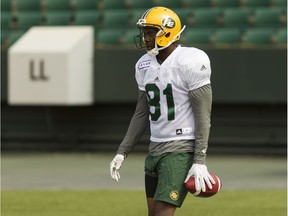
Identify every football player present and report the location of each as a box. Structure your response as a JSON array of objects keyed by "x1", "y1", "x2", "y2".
[{"x1": 110, "y1": 6, "x2": 215, "y2": 216}]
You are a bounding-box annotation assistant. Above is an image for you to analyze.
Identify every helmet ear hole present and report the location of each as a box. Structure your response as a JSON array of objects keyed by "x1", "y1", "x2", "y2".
[{"x1": 165, "y1": 32, "x2": 170, "y2": 38}]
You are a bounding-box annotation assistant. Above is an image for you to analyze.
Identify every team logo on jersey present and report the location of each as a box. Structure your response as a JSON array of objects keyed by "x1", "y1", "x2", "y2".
[
  {"x1": 139, "y1": 60, "x2": 151, "y2": 69},
  {"x1": 176, "y1": 129, "x2": 182, "y2": 135},
  {"x1": 162, "y1": 16, "x2": 175, "y2": 28},
  {"x1": 170, "y1": 191, "x2": 179, "y2": 201}
]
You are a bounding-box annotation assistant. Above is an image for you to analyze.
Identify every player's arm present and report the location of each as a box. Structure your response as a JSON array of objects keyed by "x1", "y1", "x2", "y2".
[
  {"x1": 116, "y1": 90, "x2": 149, "y2": 157},
  {"x1": 189, "y1": 83, "x2": 212, "y2": 164},
  {"x1": 110, "y1": 90, "x2": 149, "y2": 181},
  {"x1": 185, "y1": 84, "x2": 215, "y2": 191}
]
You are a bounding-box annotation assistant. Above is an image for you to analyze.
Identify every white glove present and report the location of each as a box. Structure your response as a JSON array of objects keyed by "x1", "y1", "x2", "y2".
[
  {"x1": 184, "y1": 164, "x2": 215, "y2": 193},
  {"x1": 110, "y1": 154, "x2": 125, "y2": 182}
]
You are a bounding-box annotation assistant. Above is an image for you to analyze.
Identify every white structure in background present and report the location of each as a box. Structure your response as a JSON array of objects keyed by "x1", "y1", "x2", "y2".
[{"x1": 8, "y1": 26, "x2": 94, "y2": 105}]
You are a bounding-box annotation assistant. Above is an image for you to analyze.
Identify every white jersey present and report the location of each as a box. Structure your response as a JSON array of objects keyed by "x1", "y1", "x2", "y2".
[{"x1": 135, "y1": 46, "x2": 211, "y2": 142}]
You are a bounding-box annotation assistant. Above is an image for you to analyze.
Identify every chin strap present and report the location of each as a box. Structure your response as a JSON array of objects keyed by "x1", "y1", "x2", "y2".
[{"x1": 147, "y1": 25, "x2": 186, "y2": 56}]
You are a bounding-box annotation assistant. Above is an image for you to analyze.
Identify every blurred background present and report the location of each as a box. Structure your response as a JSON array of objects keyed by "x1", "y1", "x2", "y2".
[{"x1": 1, "y1": 0, "x2": 287, "y2": 157}]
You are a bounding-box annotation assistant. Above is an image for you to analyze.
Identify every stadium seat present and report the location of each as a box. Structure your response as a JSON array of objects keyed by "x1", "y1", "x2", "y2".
[
  {"x1": 181, "y1": 29, "x2": 214, "y2": 46},
  {"x1": 273, "y1": 28, "x2": 287, "y2": 45},
  {"x1": 126, "y1": 0, "x2": 154, "y2": 9},
  {"x1": 74, "y1": 11, "x2": 100, "y2": 26},
  {"x1": 15, "y1": 0, "x2": 43, "y2": 13},
  {"x1": 271, "y1": 0, "x2": 287, "y2": 7},
  {"x1": 173, "y1": 9, "x2": 189, "y2": 25},
  {"x1": 212, "y1": 29, "x2": 241, "y2": 45},
  {"x1": 253, "y1": 8, "x2": 285, "y2": 27},
  {"x1": 100, "y1": 0, "x2": 127, "y2": 10},
  {"x1": 130, "y1": 9, "x2": 145, "y2": 26},
  {"x1": 242, "y1": 29, "x2": 275, "y2": 45},
  {"x1": 211, "y1": 0, "x2": 241, "y2": 8},
  {"x1": 96, "y1": 29, "x2": 124, "y2": 46},
  {"x1": 44, "y1": 12, "x2": 72, "y2": 25},
  {"x1": 241, "y1": 0, "x2": 271, "y2": 7},
  {"x1": 222, "y1": 8, "x2": 253, "y2": 28},
  {"x1": 74, "y1": 0, "x2": 99, "y2": 11},
  {"x1": 121, "y1": 29, "x2": 139, "y2": 47},
  {"x1": 43, "y1": 0, "x2": 72, "y2": 11},
  {"x1": 152, "y1": 0, "x2": 183, "y2": 8},
  {"x1": 1, "y1": 12, "x2": 12, "y2": 30},
  {"x1": 15, "y1": 12, "x2": 43, "y2": 30},
  {"x1": 188, "y1": 8, "x2": 222, "y2": 27},
  {"x1": 1, "y1": 0, "x2": 12, "y2": 12},
  {"x1": 182, "y1": 0, "x2": 212, "y2": 8},
  {"x1": 101, "y1": 10, "x2": 131, "y2": 28}
]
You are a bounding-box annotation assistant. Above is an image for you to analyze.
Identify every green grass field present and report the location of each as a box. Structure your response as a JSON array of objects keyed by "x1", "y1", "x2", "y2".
[{"x1": 1, "y1": 190, "x2": 287, "y2": 216}]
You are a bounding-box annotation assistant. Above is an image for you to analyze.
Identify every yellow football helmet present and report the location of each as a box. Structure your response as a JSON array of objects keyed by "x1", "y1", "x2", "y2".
[{"x1": 136, "y1": 7, "x2": 186, "y2": 56}]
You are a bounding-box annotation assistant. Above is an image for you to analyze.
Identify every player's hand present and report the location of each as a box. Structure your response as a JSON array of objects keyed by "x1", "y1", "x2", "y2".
[
  {"x1": 184, "y1": 164, "x2": 215, "y2": 193},
  {"x1": 110, "y1": 154, "x2": 125, "y2": 182}
]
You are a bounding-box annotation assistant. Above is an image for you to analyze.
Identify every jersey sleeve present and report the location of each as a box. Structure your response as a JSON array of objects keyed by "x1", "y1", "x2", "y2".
[
  {"x1": 117, "y1": 90, "x2": 149, "y2": 157},
  {"x1": 181, "y1": 49, "x2": 212, "y2": 91},
  {"x1": 189, "y1": 84, "x2": 212, "y2": 164},
  {"x1": 135, "y1": 66, "x2": 145, "y2": 91},
  {"x1": 135, "y1": 55, "x2": 150, "y2": 91}
]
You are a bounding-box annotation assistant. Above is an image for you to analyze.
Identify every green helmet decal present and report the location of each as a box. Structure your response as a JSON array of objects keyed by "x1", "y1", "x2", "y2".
[{"x1": 162, "y1": 16, "x2": 175, "y2": 28}]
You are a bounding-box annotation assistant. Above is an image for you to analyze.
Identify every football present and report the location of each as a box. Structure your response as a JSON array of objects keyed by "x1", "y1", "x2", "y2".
[{"x1": 185, "y1": 173, "x2": 222, "y2": 198}]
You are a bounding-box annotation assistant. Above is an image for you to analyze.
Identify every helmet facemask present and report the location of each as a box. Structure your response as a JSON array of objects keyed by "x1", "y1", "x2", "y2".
[{"x1": 134, "y1": 24, "x2": 167, "y2": 56}]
